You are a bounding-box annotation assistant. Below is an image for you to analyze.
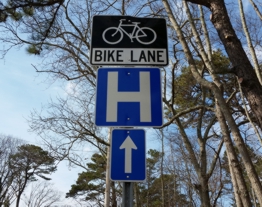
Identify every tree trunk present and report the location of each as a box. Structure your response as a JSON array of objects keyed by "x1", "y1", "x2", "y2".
[
  {"x1": 111, "y1": 182, "x2": 117, "y2": 207},
  {"x1": 216, "y1": 105, "x2": 252, "y2": 207},
  {"x1": 199, "y1": 140, "x2": 211, "y2": 207},
  {"x1": 229, "y1": 163, "x2": 244, "y2": 207},
  {"x1": 16, "y1": 182, "x2": 27, "y2": 207},
  {"x1": 214, "y1": 90, "x2": 262, "y2": 205},
  {"x1": 199, "y1": 176, "x2": 211, "y2": 207},
  {"x1": 248, "y1": 0, "x2": 262, "y2": 20},
  {"x1": 238, "y1": 0, "x2": 262, "y2": 85},
  {"x1": 160, "y1": 130, "x2": 165, "y2": 207},
  {"x1": 134, "y1": 183, "x2": 140, "y2": 207},
  {"x1": 104, "y1": 128, "x2": 112, "y2": 207},
  {"x1": 186, "y1": 0, "x2": 262, "y2": 130}
]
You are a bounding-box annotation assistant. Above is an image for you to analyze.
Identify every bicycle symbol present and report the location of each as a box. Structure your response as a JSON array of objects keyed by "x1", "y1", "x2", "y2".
[{"x1": 102, "y1": 19, "x2": 157, "y2": 45}]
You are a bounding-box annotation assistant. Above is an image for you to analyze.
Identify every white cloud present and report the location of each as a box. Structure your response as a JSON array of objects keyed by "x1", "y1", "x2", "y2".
[{"x1": 65, "y1": 82, "x2": 77, "y2": 95}]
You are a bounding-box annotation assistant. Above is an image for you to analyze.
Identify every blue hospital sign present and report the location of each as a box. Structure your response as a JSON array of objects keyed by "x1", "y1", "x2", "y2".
[{"x1": 95, "y1": 68, "x2": 163, "y2": 127}]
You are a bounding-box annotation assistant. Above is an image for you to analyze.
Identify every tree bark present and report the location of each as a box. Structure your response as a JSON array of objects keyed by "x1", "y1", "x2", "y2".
[
  {"x1": 185, "y1": 0, "x2": 262, "y2": 130},
  {"x1": 111, "y1": 182, "x2": 117, "y2": 207},
  {"x1": 16, "y1": 177, "x2": 28, "y2": 207},
  {"x1": 228, "y1": 161, "x2": 244, "y2": 207},
  {"x1": 160, "y1": 130, "x2": 165, "y2": 207},
  {"x1": 134, "y1": 183, "x2": 140, "y2": 207},
  {"x1": 238, "y1": 0, "x2": 262, "y2": 85},
  {"x1": 212, "y1": 85, "x2": 262, "y2": 205},
  {"x1": 199, "y1": 176, "x2": 211, "y2": 207},
  {"x1": 104, "y1": 128, "x2": 112, "y2": 207},
  {"x1": 216, "y1": 105, "x2": 252, "y2": 207}
]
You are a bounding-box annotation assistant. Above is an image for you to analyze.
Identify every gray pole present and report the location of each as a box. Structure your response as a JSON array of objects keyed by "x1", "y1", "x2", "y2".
[
  {"x1": 122, "y1": 182, "x2": 133, "y2": 207},
  {"x1": 105, "y1": 128, "x2": 112, "y2": 207}
]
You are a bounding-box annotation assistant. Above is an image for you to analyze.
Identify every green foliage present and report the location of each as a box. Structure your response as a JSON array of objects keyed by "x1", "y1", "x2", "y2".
[
  {"x1": 135, "y1": 150, "x2": 191, "y2": 206},
  {"x1": 66, "y1": 150, "x2": 192, "y2": 206},
  {"x1": 147, "y1": 149, "x2": 163, "y2": 170},
  {"x1": 66, "y1": 153, "x2": 107, "y2": 202},
  {"x1": 22, "y1": 6, "x2": 34, "y2": 16},
  {"x1": 174, "y1": 50, "x2": 231, "y2": 110},
  {"x1": 0, "y1": 0, "x2": 64, "y2": 22},
  {"x1": 212, "y1": 49, "x2": 231, "y2": 72},
  {"x1": 9, "y1": 144, "x2": 57, "y2": 181},
  {"x1": 149, "y1": 174, "x2": 190, "y2": 206},
  {"x1": 0, "y1": 2, "x2": 32, "y2": 22},
  {"x1": 173, "y1": 65, "x2": 200, "y2": 109},
  {"x1": 8, "y1": 143, "x2": 56, "y2": 206},
  {"x1": 166, "y1": 49, "x2": 237, "y2": 129},
  {"x1": 0, "y1": 0, "x2": 64, "y2": 56},
  {"x1": 0, "y1": 143, "x2": 57, "y2": 207},
  {"x1": 211, "y1": 50, "x2": 236, "y2": 100},
  {"x1": 9, "y1": 11, "x2": 23, "y2": 21},
  {"x1": 0, "y1": 12, "x2": 7, "y2": 22},
  {"x1": 3, "y1": 199, "x2": 10, "y2": 207},
  {"x1": 26, "y1": 44, "x2": 41, "y2": 55}
]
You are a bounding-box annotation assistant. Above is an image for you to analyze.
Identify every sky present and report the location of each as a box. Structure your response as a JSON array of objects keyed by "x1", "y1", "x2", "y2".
[{"x1": 0, "y1": 47, "x2": 83, "y2": 206}]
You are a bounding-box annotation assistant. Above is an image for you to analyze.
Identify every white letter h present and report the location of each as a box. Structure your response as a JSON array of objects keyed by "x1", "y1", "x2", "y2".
[{"x1": 106, "y1": 72, "x2": 151, "y2": 122}]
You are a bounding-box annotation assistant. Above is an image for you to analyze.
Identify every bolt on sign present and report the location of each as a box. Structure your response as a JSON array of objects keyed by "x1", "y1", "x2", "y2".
[{"x1": 90, "y1": 15, "x2": 168, "y2": 66}]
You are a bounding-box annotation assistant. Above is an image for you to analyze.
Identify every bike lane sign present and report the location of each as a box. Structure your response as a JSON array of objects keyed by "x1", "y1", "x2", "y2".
[{"x1": 90, "y1": 15, "x2": 168, "y2": 66}]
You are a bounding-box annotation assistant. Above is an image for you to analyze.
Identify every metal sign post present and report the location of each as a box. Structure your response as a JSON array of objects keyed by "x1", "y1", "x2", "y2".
[{"x1": 122, "y1": 182, "x2": 134, "y2": 207}]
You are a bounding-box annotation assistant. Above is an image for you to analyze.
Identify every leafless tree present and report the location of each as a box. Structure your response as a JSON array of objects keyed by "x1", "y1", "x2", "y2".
[
  {"x1": 160, "y1": 0, "x2": 262, "y2": 205},
  {"x1": 23, "y1": 181, "x2": 62, "y2": 207},
  {"x1": 0, "y1": 134, "x2": 24, "y2": 206}
]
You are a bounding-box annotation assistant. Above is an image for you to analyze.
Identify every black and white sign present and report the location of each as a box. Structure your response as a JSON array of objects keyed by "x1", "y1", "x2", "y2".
[{"x1": 91, "y1": 15, "x2": 168, "y2": 66}]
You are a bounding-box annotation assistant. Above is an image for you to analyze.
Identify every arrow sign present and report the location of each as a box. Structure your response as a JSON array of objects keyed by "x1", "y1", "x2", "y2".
[
  {"x1": 110, "y1": 129, "x2": 146, "y2": 182},
  {"x1": 120, "y1": 135, "x2": 137, "y2": 173}
]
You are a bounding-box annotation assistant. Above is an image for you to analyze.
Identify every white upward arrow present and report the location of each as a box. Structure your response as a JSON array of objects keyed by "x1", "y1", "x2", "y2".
[{"x1": 120, "y1": 135, "x2": 137, "y2": 173}]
